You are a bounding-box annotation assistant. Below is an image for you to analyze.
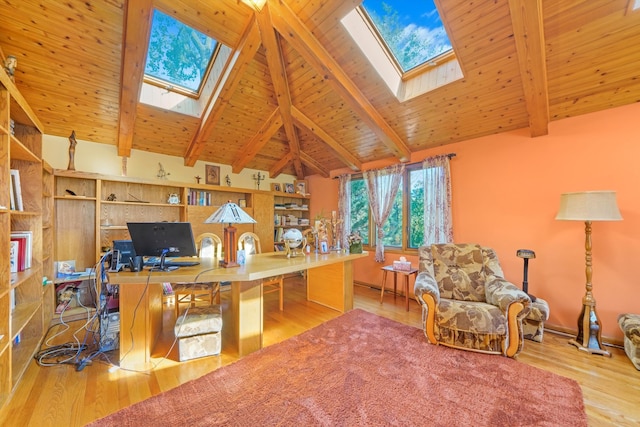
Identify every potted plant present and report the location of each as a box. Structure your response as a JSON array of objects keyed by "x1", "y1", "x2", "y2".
[{"x1": 347, "y1": 231, "x2": 363, "y2": 254}]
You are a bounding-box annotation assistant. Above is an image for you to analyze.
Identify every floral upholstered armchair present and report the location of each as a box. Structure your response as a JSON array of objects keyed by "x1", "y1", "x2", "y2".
[{"x1": 414, "y1": 243, "x2": 531, "y2": 357}]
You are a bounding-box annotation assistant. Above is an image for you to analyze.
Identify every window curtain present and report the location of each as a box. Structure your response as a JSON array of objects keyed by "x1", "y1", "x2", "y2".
[
  {"x1": 422, "y1": 155, "x2": 453, "y2": 245},
  {"x1": 363, "y1": 164, "x2": 405, "y2": 262},
  {"x1": 337, "y1": 174, "x2": 351, "y2": 250}
]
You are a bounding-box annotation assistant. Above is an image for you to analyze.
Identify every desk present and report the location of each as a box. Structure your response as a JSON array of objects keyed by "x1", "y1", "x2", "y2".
[
  {"x1": 110, "y1": 251, "x2": 367, "y2": 370},
  {"x1": 380, "y1": 265, "x2": 419, "y2": 311}
]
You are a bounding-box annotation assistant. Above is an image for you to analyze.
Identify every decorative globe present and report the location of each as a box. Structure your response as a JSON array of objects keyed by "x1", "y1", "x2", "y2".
[{"x1": 282, "y1": 228, "x2": 304, "y2": 249}]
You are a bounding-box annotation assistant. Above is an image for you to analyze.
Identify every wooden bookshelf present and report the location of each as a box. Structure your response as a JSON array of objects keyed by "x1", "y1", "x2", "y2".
[{"x1": 0, "y1": 67, "x2": 45, "y2": 409}]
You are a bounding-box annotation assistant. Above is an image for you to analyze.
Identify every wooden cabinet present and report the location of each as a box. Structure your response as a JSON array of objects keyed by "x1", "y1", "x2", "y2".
[
  {"x1": 273, "y1": 193, "x2": 311, "y2": 243},
  {"x1": 0, "y1": 70, "x2": 45, "y2": 408}
]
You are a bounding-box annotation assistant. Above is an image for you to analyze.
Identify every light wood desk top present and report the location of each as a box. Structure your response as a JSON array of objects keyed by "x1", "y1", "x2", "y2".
[{"x1": 110, "y1": 251, "x2": 368, "y2": 284}]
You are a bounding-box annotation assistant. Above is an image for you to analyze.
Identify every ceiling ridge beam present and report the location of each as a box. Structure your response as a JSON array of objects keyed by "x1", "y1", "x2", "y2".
[
  {"x1": 257, "y1": 3, "x2": 304, "y2": 178},
  {"x1": 231, "y1": 106, "x2": 283, "y2": 173},
  {"x1": 183, "y1": 16, "x2": 262, "y2": 166},
  {"x1": 117, "y1": 0, "x2": 153, "y2": 157},
  {"x1": 291, "y1": 106, "x2": 361, "y2": 171},
  {"x1": 508, "y1": 0, "x2": 549, "y2": 137},
  {"x1": 268, "y1": 0, "x2": 412, "y2": 163}
]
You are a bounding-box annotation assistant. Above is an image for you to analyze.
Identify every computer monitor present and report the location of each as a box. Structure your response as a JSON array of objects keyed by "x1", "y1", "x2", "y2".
[
  {"x1": 112, "y1": 239, "x2": 136, "y2": 268},
  {"x1": 126, "y1": 222, "x2": 197, "y2": 271}
]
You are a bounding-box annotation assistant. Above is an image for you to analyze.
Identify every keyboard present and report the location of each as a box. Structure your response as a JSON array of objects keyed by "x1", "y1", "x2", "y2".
[
  {"x1": 144, "y1": 257, "x2": 200, "y2": 267},
  {"x1": 163, "y1": 260, "x2": 200, "y2": 267}
]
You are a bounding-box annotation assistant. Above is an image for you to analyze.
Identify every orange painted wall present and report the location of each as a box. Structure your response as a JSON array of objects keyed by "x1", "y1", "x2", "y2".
[{"x1": 310, "y1": 102, "x2": 640, "y2": 341}]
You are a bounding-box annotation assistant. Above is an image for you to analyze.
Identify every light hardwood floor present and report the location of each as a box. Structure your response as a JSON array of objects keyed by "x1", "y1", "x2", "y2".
[{"x1": 0, "y1": 277, "x2": 638, "y2": 426}]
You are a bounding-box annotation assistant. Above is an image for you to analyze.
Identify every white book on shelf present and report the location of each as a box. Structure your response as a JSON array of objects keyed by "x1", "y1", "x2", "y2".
[
  {"x1": 10, "y1": 169, "x2": 23, "y2": 211},
  {"x1": 11, "y1": 231, "x2": 33, "y2": 269}
]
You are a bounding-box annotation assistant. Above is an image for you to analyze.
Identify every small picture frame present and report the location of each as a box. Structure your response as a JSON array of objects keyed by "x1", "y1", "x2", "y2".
[
  {"x1": 319, "y1": 239, "x2": 329, "y2": 254},
  {"x1": 294, "y1": 179, "x2": 308, "y2": 195},
  {"x1": 205, "y1": 165, "x2": 220, "y2": 185},
  {"x1": 284, "y1": 183, "x2": 295, "y2": 194},
  {"x1": 271, "y1": 183, "x2": 281, "y2": 192},
  {"x1": 238, "y1": 198, "x2": 247, "y2": 208}
]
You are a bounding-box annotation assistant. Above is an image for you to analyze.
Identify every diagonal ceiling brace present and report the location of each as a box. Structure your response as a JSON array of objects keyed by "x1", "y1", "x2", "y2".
[
  {"x1": 183, "y1": 17, "x2": 262, "y2": 166},
  {"x1": 232, "y1": 107, "x2": 284, "y2": 173},
  {"x1": 268, "y1": 0, "x2": 412, "y2": 163},
  {"x1": 257, "y1": 3, "x2": 305, "y2": 178}
]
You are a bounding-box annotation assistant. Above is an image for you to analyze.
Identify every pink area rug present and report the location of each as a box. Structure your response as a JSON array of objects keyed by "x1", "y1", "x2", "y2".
[{"x1": 89, "y1": 309, "x2": 587, "y2": 426}]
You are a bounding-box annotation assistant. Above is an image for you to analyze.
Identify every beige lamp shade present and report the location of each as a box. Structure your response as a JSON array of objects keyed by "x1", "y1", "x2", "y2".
[
  {"x1": 205, "y1": 201, "x2": 257, "y2": 225},
  {"x1": 555, "y1": 191, "x2": 622, "y2": 221}
]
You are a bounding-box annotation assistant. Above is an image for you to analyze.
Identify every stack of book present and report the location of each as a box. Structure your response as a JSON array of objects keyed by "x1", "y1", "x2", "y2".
[{"x1": 10, "y1": 231, "x2": 32, "y2": 273}]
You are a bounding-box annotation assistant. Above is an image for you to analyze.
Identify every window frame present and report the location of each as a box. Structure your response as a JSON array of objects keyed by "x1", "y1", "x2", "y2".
[{"x1": 349, "y1": 163, "x2": 426, "y2": 254}]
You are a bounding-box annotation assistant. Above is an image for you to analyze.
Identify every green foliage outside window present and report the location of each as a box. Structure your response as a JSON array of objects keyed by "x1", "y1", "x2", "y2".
[
  {"x1": 349, "y1": 165, "x2": 443, "y2": 250},
  {"x1": 145, "y1": 9, "x2": 217, "y2": 93}
]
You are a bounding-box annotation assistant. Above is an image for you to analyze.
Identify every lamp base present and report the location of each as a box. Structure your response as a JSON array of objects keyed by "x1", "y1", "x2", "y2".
[
  {"x1": 219, "y1": 260, "x2": 239, "y2": 268},
  {"x1": 569, "y1": 302, "x2": 611, "y2": 357}
]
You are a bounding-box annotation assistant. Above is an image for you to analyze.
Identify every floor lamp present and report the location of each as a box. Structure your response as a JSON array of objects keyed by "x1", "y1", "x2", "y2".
[
  {"x1": 555, "y1": 191, "x2": 622, "y2": 356},
  {"x1": 205, "y1": 200, "x2": 256, "y2": 268}
]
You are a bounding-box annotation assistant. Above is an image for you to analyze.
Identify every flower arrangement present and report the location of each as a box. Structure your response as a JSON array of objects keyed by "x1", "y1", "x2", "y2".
[
  {"x1": 347, "y1": 230, "x2": 363, "y2": 245},
  {"x1": 347, "y1": 231, "x2": 363, "y2": 253}
]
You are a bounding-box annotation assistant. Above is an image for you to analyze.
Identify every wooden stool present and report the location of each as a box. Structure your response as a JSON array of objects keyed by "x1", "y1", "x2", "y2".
[{"x1": 380, "y1": 265, "x2": 419, "y2": 311}]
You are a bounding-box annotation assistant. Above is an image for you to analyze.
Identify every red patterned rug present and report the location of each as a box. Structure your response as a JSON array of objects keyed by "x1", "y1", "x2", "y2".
[{"x1": 89, "y1": 309, "x2": 587, "y2": 426}]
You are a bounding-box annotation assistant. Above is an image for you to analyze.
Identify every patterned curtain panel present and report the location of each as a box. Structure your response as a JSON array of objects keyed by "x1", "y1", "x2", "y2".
[
  {"x1": 422, "y1": 155, "x2": 453, "y2": 245},
  {"x1": 338, "y1": 174, "x2": 352, "y2": 250},
  {"x1": 363, "y1": 164, "x2": 405, "y2": 262}
]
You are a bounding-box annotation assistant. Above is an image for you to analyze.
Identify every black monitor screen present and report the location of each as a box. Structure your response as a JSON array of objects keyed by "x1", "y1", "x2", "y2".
[{"x1": 127, "y1": 222, "x2": 197, "y2": 268}]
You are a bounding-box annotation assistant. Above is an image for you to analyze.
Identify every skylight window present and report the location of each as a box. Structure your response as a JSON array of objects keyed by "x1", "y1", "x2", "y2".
[
  {"x1": 144, "y1": 9, "x2": 218, "y2": 97},
  {"x1": 361, "y1": 0, "x2": 452, "y2": 73}
]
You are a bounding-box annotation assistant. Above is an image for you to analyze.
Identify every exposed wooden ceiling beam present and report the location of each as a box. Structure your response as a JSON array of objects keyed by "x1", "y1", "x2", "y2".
[
  {"x1": 257, "y1": 3, "x2": 304, "y2": 178},
  {"x1": 291, "y1": 106, "x2": 362, "y2": 171},
  {"x1": 508, "y1": 0, "x2": 549, "y2": 137},
  {"x1": 269, "y1": 152, "x2": 293, "y2": 178},
  {"x1": 268, "y1": 0, "x2": 412, "y2": 163},
  {"x1": 117, "y1": 0, "x2": 153, "y2": 157},
  {"x1": 183, "y1": 17, "x2": 262, "y2": 166},
  {"x1": 231, "y1": 107, "x2": 283, "y2": 173},
  {"x1": 300, "y1": 151, "x2": 330, "y2": 178}
]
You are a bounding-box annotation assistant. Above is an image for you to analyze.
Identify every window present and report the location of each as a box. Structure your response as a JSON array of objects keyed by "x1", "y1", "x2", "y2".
[
  {"x1": 144, "y1": 9, "x2": 219, "y2": 97},
  {"x1": 350, "y1": 162, "x2": 450, "y2": 251},
  {"x1": 361, "y1": 0, "x2": 453, "y2": 73}
]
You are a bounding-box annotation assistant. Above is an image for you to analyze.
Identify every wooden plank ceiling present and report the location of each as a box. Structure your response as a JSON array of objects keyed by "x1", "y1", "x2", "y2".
[{"x1": 1, "y1": 0, "x2": 639, "y2": 178}]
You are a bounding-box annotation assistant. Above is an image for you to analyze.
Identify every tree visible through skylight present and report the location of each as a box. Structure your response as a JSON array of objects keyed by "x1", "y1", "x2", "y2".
[
  {"x1": 362, "y1": 0, "x2": 452, "y2": 72},
  {"x1": 144, "y1": 9, "x2": 218, "y2": 94}
]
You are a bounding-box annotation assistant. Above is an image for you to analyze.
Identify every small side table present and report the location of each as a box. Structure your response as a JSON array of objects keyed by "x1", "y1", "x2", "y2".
[{"x1": 380, "y1": 265, "x2": 419, "y2": 311}]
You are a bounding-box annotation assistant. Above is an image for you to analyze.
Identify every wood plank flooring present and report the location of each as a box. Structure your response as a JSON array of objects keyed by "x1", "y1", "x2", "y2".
[{"x1": 0, "y1": 277, "x2": 638, "y2": 426}]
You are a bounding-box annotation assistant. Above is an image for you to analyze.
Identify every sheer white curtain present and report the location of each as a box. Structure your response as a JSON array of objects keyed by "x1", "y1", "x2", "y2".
[
  {"x1": 422, "y1": 155, "x2": 453, "y2": 244},
  {"x1": 337, "y1": 174, "x2": 351, "y2": 250},
  {"x1": 363, "y1": 164, "x2": 405, "y2": 262}
]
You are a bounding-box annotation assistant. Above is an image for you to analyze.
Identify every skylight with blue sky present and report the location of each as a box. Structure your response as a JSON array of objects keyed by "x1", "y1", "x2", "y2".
[
  {"x1": 361, "y1": 0, "x2": 452, "y2": 72},
  {"x1": 144, "y1": 9, "x2": 218, "y2": 96}
]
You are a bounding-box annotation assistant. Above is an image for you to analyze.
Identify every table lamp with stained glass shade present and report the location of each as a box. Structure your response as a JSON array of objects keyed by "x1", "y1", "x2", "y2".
[
  {"x1": 555, "y1": 190, "x2": 622, "y2": 356},
  {"x1": 205, "y1": 200, "x2": 257, "y2": 268}
]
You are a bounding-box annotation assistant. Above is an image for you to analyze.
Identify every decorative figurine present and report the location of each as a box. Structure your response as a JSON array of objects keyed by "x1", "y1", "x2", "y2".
[
  {"x1": 225, "y1": 174, "x2": 231, "y2": 186},
  {"x1": 157, "y1": 163, "x2": 170, "y2": 180},
  {"x1": 67, "y1": 130, "x2": 77, "y2": 171},
  {"x1": 195, "y1": 175, "x2": 201, "y2": 184}
]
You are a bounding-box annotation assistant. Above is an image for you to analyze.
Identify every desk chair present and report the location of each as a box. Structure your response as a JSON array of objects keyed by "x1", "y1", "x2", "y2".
[
  {"x1": 173, "y1": 233, "x2": 222, "y2": 317},
  {"x1": 238, "y1": 232, "x2": 284, "y2": 310}
]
